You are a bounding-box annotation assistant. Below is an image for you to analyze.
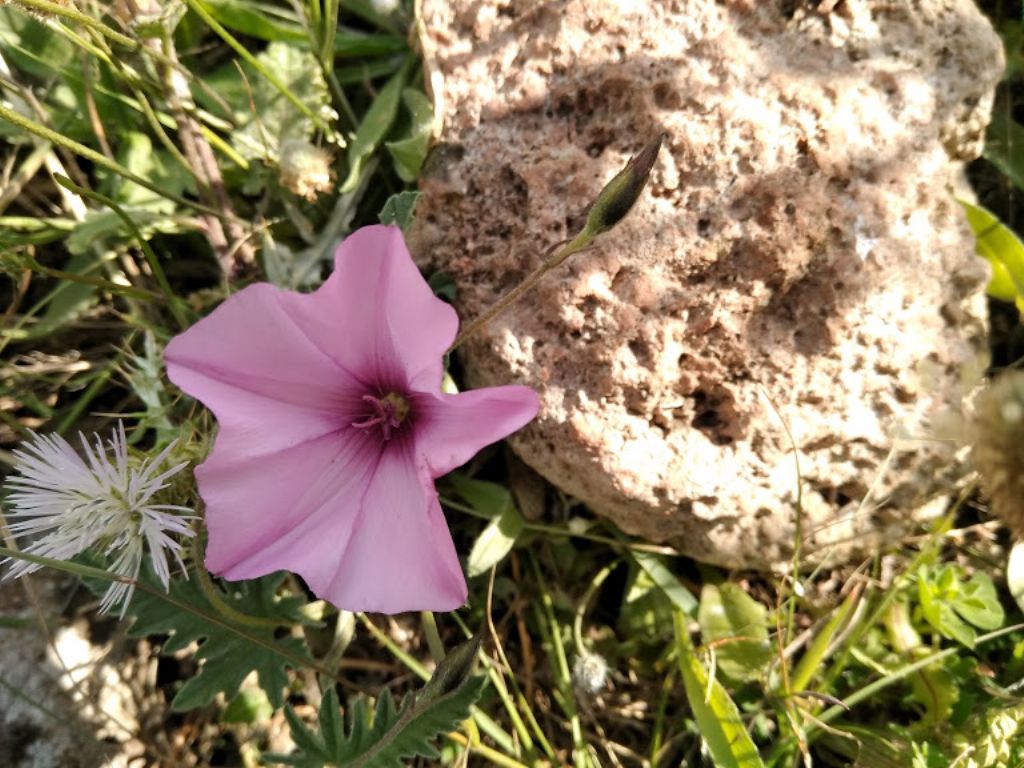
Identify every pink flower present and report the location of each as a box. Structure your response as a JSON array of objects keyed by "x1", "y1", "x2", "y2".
[{"x1": 165, "y1": 225, "x2": 538, "y2": 613}]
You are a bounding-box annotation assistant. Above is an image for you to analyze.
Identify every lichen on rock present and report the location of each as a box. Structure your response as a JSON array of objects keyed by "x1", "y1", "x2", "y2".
[{"x1": 410, "y1": 0, "x2": 1003, "y2": 568}]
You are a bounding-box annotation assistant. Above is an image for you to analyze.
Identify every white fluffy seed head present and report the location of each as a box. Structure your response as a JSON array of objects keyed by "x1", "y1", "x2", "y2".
[
  {"x1": 3, "y1": 422, "x2": 195, "y2": 615},
  {"x1": 572, "y1": 651, "x2": 609, "y2": 695}
]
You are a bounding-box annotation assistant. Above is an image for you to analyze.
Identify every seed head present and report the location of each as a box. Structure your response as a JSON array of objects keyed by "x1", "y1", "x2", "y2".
[
  {"x1": 2, "y1": 423, "x2": 195, "y2": 615},
  {"x1": 572, "y1": 651, "x2": 609, "y2": 695},
  {"x1": 279, "y1": 139, "x2": 335, "y2": 201},
  {"x1": 969, "y1": 371, "x2": 1024, "y2": 537}
]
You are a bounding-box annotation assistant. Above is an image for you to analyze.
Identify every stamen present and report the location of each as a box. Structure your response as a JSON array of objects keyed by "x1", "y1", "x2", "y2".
[{"x1": 352, "y1": 393, "x2": 410, "y2": 441}]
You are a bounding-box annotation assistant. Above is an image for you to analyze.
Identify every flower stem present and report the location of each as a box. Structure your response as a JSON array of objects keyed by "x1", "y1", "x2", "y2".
[
  {"x1": 448, "y1": 231, "x2": 592, "y2": 351},
  {"x1": 448, "y1": 135, "x2": 664, "y2": 351},
  {"x1": 420, "y1": 610, "x2": 446, "y2": 663},
  {"x1": 192, "y1": 536, "x2": 284, "y2": 630}
]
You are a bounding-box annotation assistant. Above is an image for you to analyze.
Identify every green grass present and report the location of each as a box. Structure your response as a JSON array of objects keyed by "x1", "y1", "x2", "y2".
[{"x1": 2, "y1": 1, "x2": 1024, "y2": 766}]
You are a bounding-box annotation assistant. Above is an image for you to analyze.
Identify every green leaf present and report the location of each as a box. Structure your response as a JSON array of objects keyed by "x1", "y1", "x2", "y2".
[
  {"x1": 630, "y1": 550, "x2": 698, "y2": 617},
  {"x1": 698, "y1": 583, "x2": 772, "y2": 683},
  {"x1": 997, "y1": 20, "x2": 1024, "y2": 80},
  {"x1": 960, "y1": 200, "x2": 1024, "y2": 308},
  {"x1": 428, "y1": 270, "x2": 456, "y2": 302},
  {"x1": 199, "y1": 0, "x2": 405, "y2": 55},
  {"x1": 122, "y1": 571, "x2": 312, "y2": 711},
  {"x1": 466, "y1": 501, "x2": 524, "y2": 578},
  {"x1": 447, "y1": 475, "x2": 515, "y2": 520},
  {"x1": 124, "y1": 331, "x2": 177, "y2": 444},
  {"x1": 673, "y1": 611, "x2": 766, "y2": 768},
  {"x1": 42, "y1": 251, "x2": 99, "y2": 323},
  {"x1": 65, "y1": 208, "x2": 191, "y2": 256},
  {"x1": 332, "y1": 29, "x2": 406, "y2": 58},
  {"x1": 264, "y1": 635, "x2": 486, "y2": 768},
  {"x1": 0, "y1": 8, "x2": 74, "y2": 82},
  {"x1": 108, "y1": 132, "x2": 193, "y2": 212},
  {"x1": 385, "y1": 88, "x2": 433, "y2": 182},
  {"x1": 201, "y1": 0, "x2": 307, "y2": 43},
  {"x1": 954, "y1": 572, "x2": 1004, "y2": 631},
  {"x1": 340, "y1": 62, "x2": 409, "y2": 192},
  {"x1": 788, "y1": 587, "x2": 861, "y2": 693},
  {"x1": 264, "y1": 167, "x2": 369, "y2": 289},
  {"x1": 223, "y1": 42, "x2": 331, "y2": 163},
  {"x1": 917, "y1": 566, "x2": 1005, "y2": 648},
  {"x1": 951, "y1": 701, "x2": 1024, "y2": 768},
  {"x1": 378, "y1": 190, "x2": 420, "y2": 230},
  {"x1": 918, "y1": 567, "x2": 976, "y2": 647}
]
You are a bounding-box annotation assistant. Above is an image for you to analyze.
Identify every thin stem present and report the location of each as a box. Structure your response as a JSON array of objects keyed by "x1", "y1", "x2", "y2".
[
  {"x1": 182, "y1": 0, "x2": 332, "y2": 134},
  {"x1": 8, "y1": 0, "x2": 139, "y2": 49},
  {"x1": 358, "y1": 612, "x2": 430, "y2": 679},
  {"x1": 449, "y1": 231, "x2": 592, "y2": 351},
  {"x1": 0, "y1": 103, "x2": 220, "y2": 216},
  {"x1": 18, "y1": 253, "x2": 161, "y2": 303},
  {"x1": 485, "y1": 569, "x2": 557, "y2": 761},
  {"x1": 444, "y1": 731, "x2": 530, "y2": 768},
  {"x1": 449, "y1": 135, "x2": 664, "y2": 350},
  {"x1": 54, "y1": 176, "x2": 190, "y2": 329},
  {"x1": 529, "y1": 553, "x2": 591, "y2": 768},
  {"x1": 358, "y1": 613, "x2": 518, "y2": 755},
  {"x1": 420, "y1": 610, "x2": 446, "y2": 663},
  {"x1": 54, "y1": 359, "x2": 116, "y2": 435},
  {"x1": 572, "y1": 559, "x2": 618, "y2": 656},
  {"x1": 191, "y1": 536, "x2": 284, "y2": 630},
  {"x1": 484, "y1": 568, "x2": 536, "y2": 756},
  {"x1": 156, "y1": 24, "x2": 255, "y2": 275},
  {"x1": 814, "y1": 622, "x2": 1024, "y2": 730},
  {"x1": 439, "y1": 495, "x2": 679, "y2": 555}
]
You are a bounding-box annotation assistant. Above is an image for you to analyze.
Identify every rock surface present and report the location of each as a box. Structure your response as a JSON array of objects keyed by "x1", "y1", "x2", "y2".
[
  {"x1": 411, "y1": 0, "x2": 1002, "y2": 568},
  {"x1": 0, "y1": 575, "x2": 120, "y2": 768}
]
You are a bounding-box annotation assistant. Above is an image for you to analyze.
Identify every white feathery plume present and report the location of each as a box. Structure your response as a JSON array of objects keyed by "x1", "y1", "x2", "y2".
[{"x1": 3, "y1": 422, "x2": 195, "y2": 615}]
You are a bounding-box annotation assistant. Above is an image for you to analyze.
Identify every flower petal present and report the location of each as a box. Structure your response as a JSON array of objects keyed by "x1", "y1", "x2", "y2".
[
  {"x1": 165, "y1": 283, "x2": 362, "y2": 456},
  {"x1": 199, "y1": 427, "x2": 379, "y2": 587},
  {"x1": 413, "y1": 386, "x2": 540, "y2": 477},
  {"x1": 283, "y1": 225, "x2": 458, "y2": 391},
  {"x1": 322, "y1": 439, "x2": 467, "y2": 613}
]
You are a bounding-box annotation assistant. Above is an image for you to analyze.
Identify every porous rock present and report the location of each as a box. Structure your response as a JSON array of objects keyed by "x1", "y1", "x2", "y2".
[{"x1": 410, "y1": 0, "x2": 1002, "y2": 568}]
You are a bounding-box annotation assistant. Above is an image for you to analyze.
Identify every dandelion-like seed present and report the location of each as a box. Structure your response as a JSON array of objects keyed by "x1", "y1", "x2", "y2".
[
  {"x1": 572, "y1": 651, "x2": 609, "y2": 695},
  {"x1": 2, "y1": 422, "x2": 195, "y2": 615}
]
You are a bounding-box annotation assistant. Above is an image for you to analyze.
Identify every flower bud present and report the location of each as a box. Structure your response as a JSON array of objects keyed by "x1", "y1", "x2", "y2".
[
  {"x1": 279, "y1": 139, "x2": 334, "y2": 201},
  {"x1": 969, "y1": 370, "x2": 1024, "y2": 536},
  {"x1": 581, "y1": 134, "x2": 665, "y2": 238}
]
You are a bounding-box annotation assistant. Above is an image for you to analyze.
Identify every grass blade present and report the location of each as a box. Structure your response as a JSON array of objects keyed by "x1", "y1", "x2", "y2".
[{"x1": 673, "y1": 610, "x2": 766, "y2": 768}]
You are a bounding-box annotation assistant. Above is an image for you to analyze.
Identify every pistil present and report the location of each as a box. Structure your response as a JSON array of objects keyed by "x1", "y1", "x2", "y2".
[{"x1": 352, "y1": 392, "x2": 410, "y2": 441}]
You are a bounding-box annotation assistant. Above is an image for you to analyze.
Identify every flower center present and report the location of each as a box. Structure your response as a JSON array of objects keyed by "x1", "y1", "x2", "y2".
[{"x1": 351, "y1": 392, "x2": 410, "y2": 441}]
